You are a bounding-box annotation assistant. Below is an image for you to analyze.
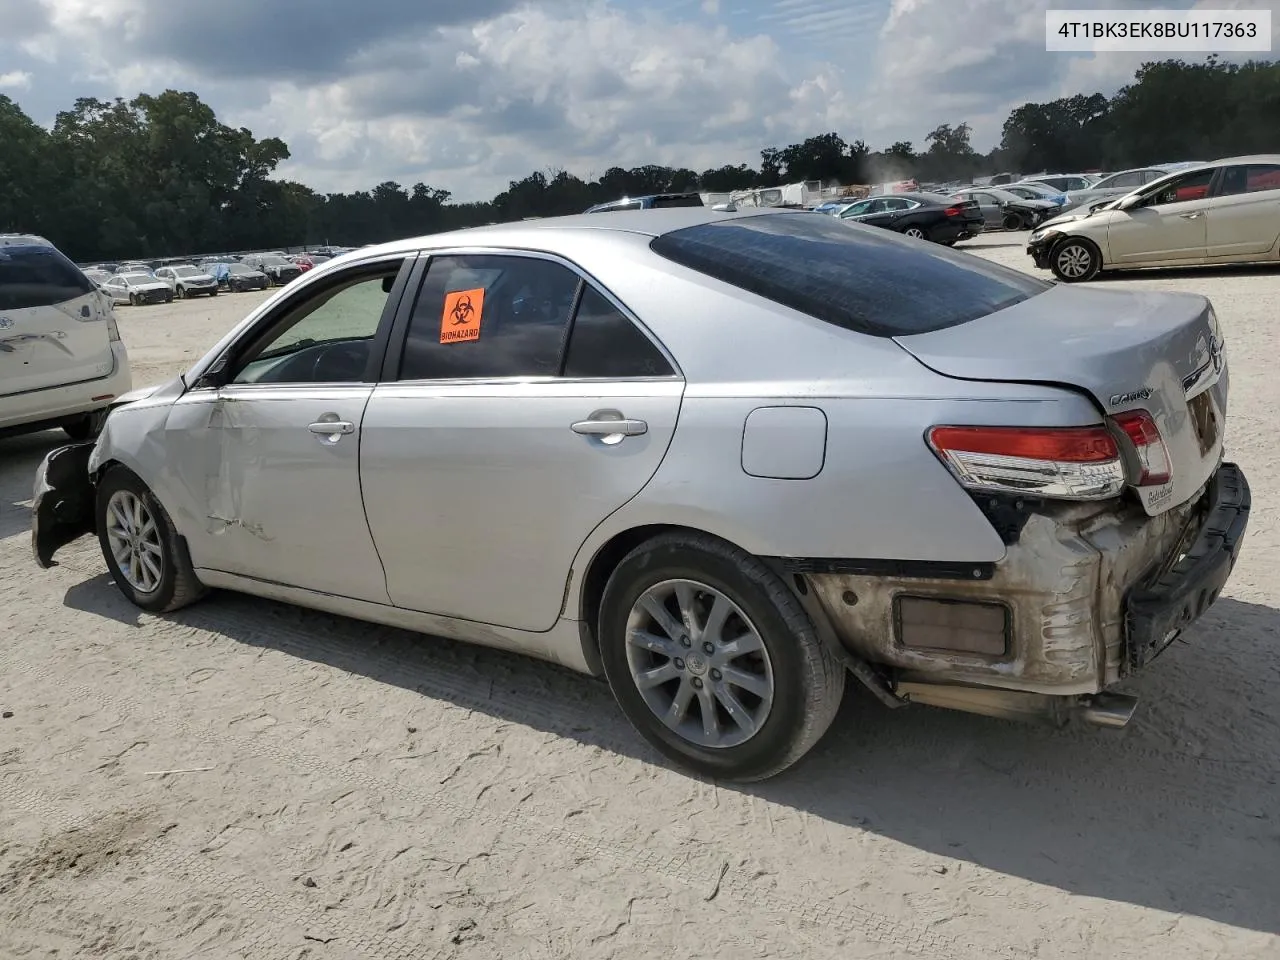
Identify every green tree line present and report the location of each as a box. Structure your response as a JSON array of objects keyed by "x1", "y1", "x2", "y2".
[{"x1": 1, "y1": 56, "x2": 1277, "y2": 262}]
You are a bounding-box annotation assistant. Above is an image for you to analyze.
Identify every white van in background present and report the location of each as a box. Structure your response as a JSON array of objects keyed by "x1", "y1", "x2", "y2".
[{"x1": 0, "y1": 234, "x2": 132, "y2": 441}]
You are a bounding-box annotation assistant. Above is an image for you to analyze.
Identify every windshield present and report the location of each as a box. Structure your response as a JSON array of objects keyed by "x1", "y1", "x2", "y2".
[
  {"x1": 122, "y1": 273, "x2": 154, "y2": 285},
  {"x1": 650, "y1": 212, "x2": 1051, "y2": 337},
  {"x1": 259, "y1": 255, "x2": 288, "y2": 265},
  {"x1": 0, "y1": 244, "x2": 95, "y2": 310},
  {"x1": 228, "y1": 264, "x2": 256, "y2": 274},
  {"x1": 173, "y1": 266, "x2": 201, "y2": 277}
]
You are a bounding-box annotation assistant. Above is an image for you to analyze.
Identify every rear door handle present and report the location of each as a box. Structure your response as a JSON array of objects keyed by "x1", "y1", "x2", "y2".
[{"x1": 571, "y1": 418, "x2": 648, "y2": 438}]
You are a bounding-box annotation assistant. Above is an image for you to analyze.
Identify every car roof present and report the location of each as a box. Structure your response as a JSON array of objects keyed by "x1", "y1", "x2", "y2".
[
  {"x1": 338, "y1": 207, "x2": 770, "y2": 262},
  {"x1": 0, "y1": 233, "x2": 54, "y2": 248}
]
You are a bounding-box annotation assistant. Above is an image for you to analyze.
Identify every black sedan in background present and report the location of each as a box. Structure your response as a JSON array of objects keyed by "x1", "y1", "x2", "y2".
[{"x1": 836, "y1": 193, "x2": 985, "y2": 245}]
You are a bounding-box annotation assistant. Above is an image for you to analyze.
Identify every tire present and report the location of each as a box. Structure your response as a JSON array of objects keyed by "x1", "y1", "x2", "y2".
[
  {"x1": 209, "y1": 289, "x2": 218, "y2": 297},
  {"x1": 1050, "y1": 237, "x2": 1103, "y2": 282},
  {"x1": 95, "y1": 466, "x2": 208, "y2": 614},
  {"x1": 943, "y1": 239, "x2": 958, "y2": 246},
  {"x1": 598, "y1": 532, "x2": 845, "y2": 782},
  {"x1": 129, "y1": 294, "x2": 139, "y2": 306},
  {"x1": 177, "y1": 285, "x2": 187, "y2": 299},
  {"x1": 1002, "y1": 211, "x2": 1025, "y2": 231},
  {"x1": 902, "y1": 225, "x2": 929, "y2": 241},
  {"x1": 63, "y1": 410, "x2": 106, "y2": 441}
]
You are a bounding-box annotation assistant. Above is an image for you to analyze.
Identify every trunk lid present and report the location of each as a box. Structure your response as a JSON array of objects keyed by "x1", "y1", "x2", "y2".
[
  {"x1": 0, "y1": 243, "x2": 116, "y2": 397},
  {"x1": 894, "y1": 284, "x2": 1227, "y2": 516}
]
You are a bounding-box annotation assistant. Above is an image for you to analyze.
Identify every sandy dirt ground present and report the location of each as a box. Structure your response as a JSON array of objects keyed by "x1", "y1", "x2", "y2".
[{"x1": 1, "y1": 235, "x2": 1278, "y2": 960}]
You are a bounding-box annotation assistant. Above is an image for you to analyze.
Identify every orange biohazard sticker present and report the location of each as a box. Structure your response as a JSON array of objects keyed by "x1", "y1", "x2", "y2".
[{"x1": 440, "y1": 288, "x2": 484, "y2": 343}]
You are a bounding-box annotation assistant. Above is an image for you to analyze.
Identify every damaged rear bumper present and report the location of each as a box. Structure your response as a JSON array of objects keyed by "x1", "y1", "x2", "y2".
[
  {"x1": 798, "y1": 463, "x2": 1250, "y2": 705},
  {"x1": 31, "y1": 442, "x2": 98, "y2": 568}
]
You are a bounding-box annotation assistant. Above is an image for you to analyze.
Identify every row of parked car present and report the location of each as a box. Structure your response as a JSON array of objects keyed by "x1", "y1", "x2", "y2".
[
  {"x1": 79, "y1": 248, "x2": 357, "y2": 306},
  {"x1": 810, "y1": 155, "x2": 1280, "y2": 284}
]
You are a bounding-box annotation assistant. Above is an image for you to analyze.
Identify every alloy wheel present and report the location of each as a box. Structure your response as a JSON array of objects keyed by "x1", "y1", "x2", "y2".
[
  {"x1": 104, "y1": 490, "x2": 164, "y2": 594},
  {"x1": 904, "y1": 227, "x2": 926, "y2": 239},
  {"x1": 1056, "y1": 242, "x2": 1094, "y2": 279},
  {"x1": 625, "y1": 579, "x2": 775, "y2": 749}
]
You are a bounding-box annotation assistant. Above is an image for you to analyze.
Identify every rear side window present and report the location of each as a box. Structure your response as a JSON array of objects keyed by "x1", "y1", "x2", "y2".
[
  {"x1": 563, "y1": 287, "x2": 674, "y2": 379},
  {"x1": 400, "y1": 255, "x2": 581, "y2": 380},
  {"x1": 649, "y1": 213, "x2": 1050, "y2": 337},
  {"x1": 1219, "y1": 164, "x2": 1280, "y2": 196},
  {"x1": 0, "y1": 244, "x2": 94, "y2": 311}
]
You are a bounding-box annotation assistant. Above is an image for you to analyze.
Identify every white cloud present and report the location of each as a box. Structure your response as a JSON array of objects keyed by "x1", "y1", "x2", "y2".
[
  {"x1": 863, "y1": 0, "x2": 1280, "y2": 149},
  {"x1": 701, "y1": 0, "x2": 720, "y2": 14},
  {"x1": 0, "y1": 70, "x2": 33, "y2": 89}
]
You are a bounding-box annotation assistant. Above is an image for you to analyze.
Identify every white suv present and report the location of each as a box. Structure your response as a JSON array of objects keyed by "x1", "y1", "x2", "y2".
[{"x1": 0, "y1": 234, "x2": 132, "y2": 440}]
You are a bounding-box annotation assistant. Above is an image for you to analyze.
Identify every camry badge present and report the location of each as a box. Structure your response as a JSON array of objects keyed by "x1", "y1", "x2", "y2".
[{"x1": 1109, "y1": 388, "x2": 1153, "y2": 406}]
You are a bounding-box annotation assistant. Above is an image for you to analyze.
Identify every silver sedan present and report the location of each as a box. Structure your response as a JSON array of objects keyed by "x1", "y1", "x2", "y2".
[{"x1": 32, "y1": 209, "x2": 1250, "y2": 781}]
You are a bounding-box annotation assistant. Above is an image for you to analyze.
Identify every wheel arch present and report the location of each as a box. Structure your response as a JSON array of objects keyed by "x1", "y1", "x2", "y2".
[
  {"x1": 574, "y1": 523, "x2": 755, "y2": 674},
  {"x1": 1051, "y1": 231, "x2": 1105, "y2": 268}
]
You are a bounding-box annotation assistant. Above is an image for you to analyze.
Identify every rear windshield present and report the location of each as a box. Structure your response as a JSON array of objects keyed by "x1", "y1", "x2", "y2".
[
  {"x1": 0, "y1": 244, "x2": 95, "y2": 311},
  {"x1": 649, "y1": 213, "x2": 1050, "y2": 337}
]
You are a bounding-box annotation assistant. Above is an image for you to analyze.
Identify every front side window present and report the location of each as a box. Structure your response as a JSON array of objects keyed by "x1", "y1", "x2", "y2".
[
  {"x1": 1147, "y1": 169, "x2": 1215, "y2": 206},
  {"x1": 399, "y1": 255, "x2": 580, "y2": 381},
  {"x1": 0, "y1": 244, "x2": 95, "y2": 311},
  {"x1": 229, "y1": 261, "x2": 404, "y2": 385}
]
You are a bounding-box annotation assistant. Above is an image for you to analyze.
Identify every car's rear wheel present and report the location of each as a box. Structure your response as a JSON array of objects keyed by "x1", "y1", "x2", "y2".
[
  {"x1": 902, "y1": 225, "x2": 929, "y2": 241},
  {"x1": 1051, "y1": 238, "x2": 1102, "y2": 282},
  {"x1": 63, "y1": 410, "x2": 107, "y2": 442},
  {"x1": 96, "y1": 466, "x2": 208, "y2": 614},
  {"x1": 599, "y1": 532, "x2": 845, "y2": 782}
]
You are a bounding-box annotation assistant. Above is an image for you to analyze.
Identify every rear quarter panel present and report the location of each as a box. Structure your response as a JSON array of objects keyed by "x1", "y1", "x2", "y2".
[{"x1": 555, "y1": 233, "x2": 1106, "y2": 613}]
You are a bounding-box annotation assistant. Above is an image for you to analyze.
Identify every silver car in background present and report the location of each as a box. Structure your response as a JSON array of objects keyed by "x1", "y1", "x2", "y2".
[{"x1": 32, "y1": 209, "x2": 1249, "y2": 781}]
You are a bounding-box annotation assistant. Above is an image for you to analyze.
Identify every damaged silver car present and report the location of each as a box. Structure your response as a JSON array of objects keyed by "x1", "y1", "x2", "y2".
[{"x1": 31, "y1": 209, "x2": 1250, "y2": 782}]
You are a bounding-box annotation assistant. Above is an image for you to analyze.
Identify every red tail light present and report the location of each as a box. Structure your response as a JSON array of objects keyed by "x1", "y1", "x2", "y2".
[
  {"x1": 943, "y1": 205, "x2": 965, "y2": 217},
  {"x1": 927, "y1": 424, "x2": 1125, "y2": 500},
  {"x1": 1112, "y1": 410, "x2": 1171, "y2": 485}
]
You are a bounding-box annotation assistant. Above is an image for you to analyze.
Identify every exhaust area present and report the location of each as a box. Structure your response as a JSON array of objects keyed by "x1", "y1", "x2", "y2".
[
  {"x1": 1076, "y1": 692, "x2": 1140, "y2": 729},
  {"x1": 894, "y1": 681, "x2": 1139, "y2": 729}
]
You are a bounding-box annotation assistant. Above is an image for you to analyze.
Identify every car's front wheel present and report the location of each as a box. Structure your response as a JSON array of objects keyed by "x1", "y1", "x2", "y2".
[
  {"x1": 95, "y1": 466, "x2": 208, "y2": 613},
  {"x1": 599, "y1": 533, "x2": 845, "y2": 782},
  {"x1": 1051, "y1": 237, "x2": 1103, "y2": 282},
  {"x1": 1002, "y1": 211, "x2": 1026, "y2": 230}
]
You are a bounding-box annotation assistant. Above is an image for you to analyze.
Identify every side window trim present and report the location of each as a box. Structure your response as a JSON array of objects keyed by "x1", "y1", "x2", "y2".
[
  {"x1": 193, "y1": 253, "x2": 416, "y2": 390},
  {"x1": 381, "y1": 246, "x2": 683, "y2": 385}
]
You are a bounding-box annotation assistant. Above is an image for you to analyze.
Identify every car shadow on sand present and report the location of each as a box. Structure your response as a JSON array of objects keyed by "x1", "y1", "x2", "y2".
[
  {"x1": 0, "y1": 431, "x2": 66, "y2": 542},
  {"x1": 58, "y1": 568, "x2": 1280, "y2": 937}
]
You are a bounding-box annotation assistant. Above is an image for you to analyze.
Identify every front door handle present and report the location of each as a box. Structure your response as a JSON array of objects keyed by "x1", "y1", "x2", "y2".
[
  {"x1": 1179, "y1": 211, "x2": 1204, "y2": 219},
  {"x1": 571, "y1": 417, "x2": 648, "y2": 438},
  {"x1": 309, "y1": 419, "x2": 355, "y2": 440}
]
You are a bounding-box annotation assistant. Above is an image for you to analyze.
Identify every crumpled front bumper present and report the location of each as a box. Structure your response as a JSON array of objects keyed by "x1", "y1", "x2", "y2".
[
  {"x1": 1026, "y1": 234, "x2": 1054, "y2": 269},
  {"x1": 31, "y1": 442, "x2": 98, "y2": 568},
  {"x1": 802, "y1": 463, "x2": 1251, "y2": 697}
]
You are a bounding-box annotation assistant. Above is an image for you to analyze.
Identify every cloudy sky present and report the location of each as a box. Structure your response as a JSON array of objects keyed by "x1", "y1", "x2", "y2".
[{"x1": 0, "y1": 0, "x2": 1275, "y2": 200}]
